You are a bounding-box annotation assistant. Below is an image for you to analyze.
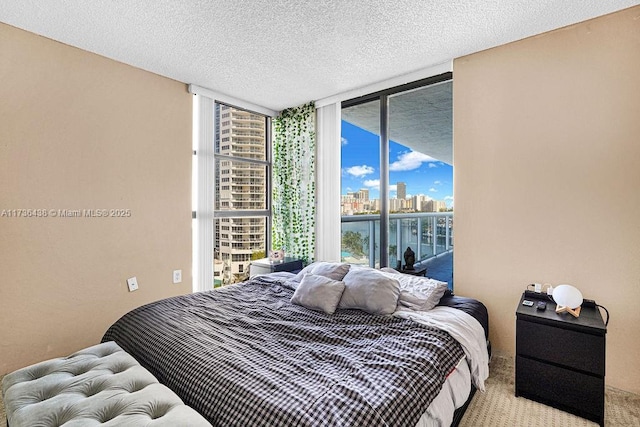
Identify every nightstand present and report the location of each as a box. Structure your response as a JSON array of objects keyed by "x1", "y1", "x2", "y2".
[
  {"x1": 515, "y1": 292, "x2": 606, "y2": 426},
  {"x1": 395, "y1": 265, "x2": 427, "y2": 277},
  {"x1": 249, "y1": 257, "x2": 303, "y2": 277}
]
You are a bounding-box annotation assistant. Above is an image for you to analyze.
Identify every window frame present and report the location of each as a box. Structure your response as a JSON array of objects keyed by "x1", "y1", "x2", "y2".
[
  {"x1": 341, "y1": 72, "x2": 452, "y2": 268},
  {"x1": 212, "y1": 103, "x2": 272, "y2": 286},
  {"x1": 190, "y1": 85, "x2": 277, "y2": 292}
]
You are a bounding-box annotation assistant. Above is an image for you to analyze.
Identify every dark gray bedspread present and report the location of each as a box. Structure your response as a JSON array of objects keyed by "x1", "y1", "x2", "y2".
[{"x1": 103, "y1": 277, "x2": 465, "y2": 426}]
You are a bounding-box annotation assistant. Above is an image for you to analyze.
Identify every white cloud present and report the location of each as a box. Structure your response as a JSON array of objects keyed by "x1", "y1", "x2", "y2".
[
  {"x1": 341, "y1": 137, "x2": 348, "y2": 145},
  {"x1": 363, "y1": 179, "x2": 380, "y2": 190},
  {"x1": 389, "y1": 184, "x2": 397, "y2": 192},
  {"x1": 444, "y1": 196, "x2": 454, "y2": 200},
  {"x1": 429, "y1": 188, "x2": 438, "y2": 192},
  {"x1": 345, "y1": 165, "x2": 374, "y2": 177},
  {"x1": 428, "y1": 163, "x2": 437, "y2": 168},
  {"x1": 434, "y1": 180, "x2": 441, "y2": 185},
  {"x1": 389, "y1": 151, "x2": 437, "y2": 171}
]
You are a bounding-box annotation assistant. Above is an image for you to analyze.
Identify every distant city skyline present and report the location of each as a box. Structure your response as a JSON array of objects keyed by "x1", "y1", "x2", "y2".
[
  {"x1": 341, "y1": 183, "x2": 447, "y2": 215},
  {"x1": 341, "y1": 120, "x2": 453, "y2": 210}
]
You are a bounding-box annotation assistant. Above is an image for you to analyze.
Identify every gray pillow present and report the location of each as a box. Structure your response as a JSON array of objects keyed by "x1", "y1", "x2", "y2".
[
  {"x1": 290, "y1": 273, "x2": 346, "y2": 315},
  {"x1": 292, "y1": 261, "x2": 351, "y2": 284},
  {"x1": 339, "y1": 268, "x2": 400, "y2": 315}
]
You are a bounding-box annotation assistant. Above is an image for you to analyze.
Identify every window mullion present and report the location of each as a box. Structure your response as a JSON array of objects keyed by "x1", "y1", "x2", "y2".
[{"x1": 379, "y1": 94, "x2": 389, "y2": 268}]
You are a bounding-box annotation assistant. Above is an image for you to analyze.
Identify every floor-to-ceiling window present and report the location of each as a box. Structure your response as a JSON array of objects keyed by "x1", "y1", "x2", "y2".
[
  {"x1": 340, "y1": 73, "x2": 453, "y2": 269},
  {"x1": 213, "y1": 103, "x2": 271, "y2": 286},
  {"x1": 192, "y1": 89, "x2": 274, "y2": 291},
  {"x1": 340, "y1": 99, "x2": 381, "y2": 267}
]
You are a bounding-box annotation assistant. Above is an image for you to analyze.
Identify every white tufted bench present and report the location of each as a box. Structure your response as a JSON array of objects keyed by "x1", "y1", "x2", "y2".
[{"x1": 1, "y1": 341, "x2": 211, "y2": 426}]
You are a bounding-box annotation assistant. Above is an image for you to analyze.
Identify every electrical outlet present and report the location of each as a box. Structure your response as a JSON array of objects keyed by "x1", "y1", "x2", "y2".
[
  {"x1": 173, "y1": 269, "x2": 182, "y2": 284},
  {"x1": 127, "y1": 277, "x2": 139, "y2": 292}
]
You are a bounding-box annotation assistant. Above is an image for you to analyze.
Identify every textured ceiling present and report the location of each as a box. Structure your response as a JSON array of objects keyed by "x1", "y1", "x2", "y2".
[{"x1": 1, "y1": 1, "x2": 638, "y2": 111}]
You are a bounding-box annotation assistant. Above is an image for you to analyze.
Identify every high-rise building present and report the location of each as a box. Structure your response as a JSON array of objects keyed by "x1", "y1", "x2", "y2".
[
  {"x1": 215, "y1": 104, "x2": 267, "y2": 283},
  {"x1": 413, "y1": 195, "x2": 429, "y2": 212},
  {"x1": 424, "y1": 199, "x2": 447, "y2": 212},
  {"x1": 397, "y1": 182, "x2": 406, "y2": 200},
  {"x1": 355, "y1": 188, "x2": 369, "y2": 201},
  {"x1": 389, "y1": 198, "x2": 401, "y2": 212}
]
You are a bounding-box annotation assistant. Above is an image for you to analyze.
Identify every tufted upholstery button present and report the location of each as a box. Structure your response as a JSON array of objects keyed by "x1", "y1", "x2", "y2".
[
  {"x1": 109, "y1": 362, "x2": 132, "y2": 374},
  {"x1": 2, "y1": 341, "x2": 212, "y2": 427},
  {"x1": 148, "y1": 401, "x2": 173, "y2": 419},
  {"x1": 49, "y1": 405, "x2": 82, "y2": 427},
  {"x1": 125, "y1": 379, "x2": 149, "y2": 393},
  {"x1": 26, "y1": 365, "x2": 53, "y2": 381},
  {"x1": 69, "y1": 362, "x2": 95, "y2": 376},
  {"x1": 97, "y1": 401, "x2": 132, "y2": 423},
  {"x1": 38, "y1": 384, "x2": 64, "y2": 402},
  {"x1": 82, "y1": 380, "x2": 106, "y2": 397}
]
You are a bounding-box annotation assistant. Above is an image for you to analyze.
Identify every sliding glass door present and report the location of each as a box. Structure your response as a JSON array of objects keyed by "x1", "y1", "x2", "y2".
[
  {"x1": 340, "y1": 73, "x2": 453, "y2": 269},
  {"x1": 388, "y1": 80, "x2": 453, "y2": 266}
]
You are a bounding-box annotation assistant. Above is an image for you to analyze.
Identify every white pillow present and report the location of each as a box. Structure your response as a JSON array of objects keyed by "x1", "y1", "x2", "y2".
[
  {"x1": 379, "y1": 269, "x2": 448, "y2": 311},
  {"x1": 338, "y1": 267, "x2": 401, "y2": 315},
  {"x1": 290, "y1": 273, "x2": 346, "y2": 315}
]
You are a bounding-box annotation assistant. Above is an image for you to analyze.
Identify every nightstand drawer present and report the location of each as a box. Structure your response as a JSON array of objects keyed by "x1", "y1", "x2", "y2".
[
  {"x1": 516, "y1": 356, "x2": 604, "y2": 421},
  {"x1": 516, "y1": 319, "x2": 605, "y2": 375},
  {"x1": 271, "y1": 259, "x2": 302, "y2": 272}
]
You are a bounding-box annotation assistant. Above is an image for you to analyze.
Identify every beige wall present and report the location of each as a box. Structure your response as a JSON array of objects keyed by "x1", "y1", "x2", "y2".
[
  {"x1": 454, "y1": 7, "x2": 640, "y2": 393},
  {"x1": 0, "y1": 24, "x2": 192, "y2": 374}
]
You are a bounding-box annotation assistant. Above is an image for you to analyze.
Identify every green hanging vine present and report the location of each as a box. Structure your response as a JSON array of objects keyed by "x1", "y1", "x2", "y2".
[{"x1": 272, "y1": 102, "x2": 316, "y2": 264}]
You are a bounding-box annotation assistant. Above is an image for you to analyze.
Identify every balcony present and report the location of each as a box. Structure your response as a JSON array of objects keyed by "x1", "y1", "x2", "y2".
[{"x1": 341, "y1": 211, "x2": 453, "y2": 286}]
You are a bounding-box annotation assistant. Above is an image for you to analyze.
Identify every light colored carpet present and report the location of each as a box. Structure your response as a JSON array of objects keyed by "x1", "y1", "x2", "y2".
[
  {"x1": 1, "y1": 358, "x2": 639, "y2": 426},
  {"x1": 460, "y1": 355, "x2": 640, "y2": 427}
]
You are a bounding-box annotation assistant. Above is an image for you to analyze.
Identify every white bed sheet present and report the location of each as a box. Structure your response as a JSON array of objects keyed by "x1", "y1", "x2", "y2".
[
  {"x1": 416, "y1": 357, "x2": 472, "y2": 427},
  {"x1": 395, "y1": 306, "x2": 489, "y2": 391},
  {"x1": 399, "y1": 305, "x2": 489, "y2": 427}
]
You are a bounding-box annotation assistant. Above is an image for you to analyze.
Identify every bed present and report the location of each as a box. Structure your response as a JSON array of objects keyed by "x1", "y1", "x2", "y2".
[{"x1": 102, "y1": 264, "x2": 489, "y2": 427}]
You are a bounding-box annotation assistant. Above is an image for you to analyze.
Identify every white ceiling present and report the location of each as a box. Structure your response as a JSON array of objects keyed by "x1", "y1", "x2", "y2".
[{"x1": 1, "y1": 1, "x2": 638, "y2": 111}]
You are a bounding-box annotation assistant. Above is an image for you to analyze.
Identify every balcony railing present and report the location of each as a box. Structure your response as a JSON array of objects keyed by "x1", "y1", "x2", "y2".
[{"x1": 341, "y1": 212, "x2": 453, "y2": 268}]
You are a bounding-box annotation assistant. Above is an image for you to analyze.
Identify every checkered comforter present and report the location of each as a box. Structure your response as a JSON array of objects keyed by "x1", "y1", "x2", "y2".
[{"x1": 103, "y1": 277, "x2": 465, "y2": 426}]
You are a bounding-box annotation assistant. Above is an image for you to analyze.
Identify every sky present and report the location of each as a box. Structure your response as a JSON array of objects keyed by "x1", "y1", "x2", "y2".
[{"x1": 341, "y1": 121, "x2": 454, "y2": 208}]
